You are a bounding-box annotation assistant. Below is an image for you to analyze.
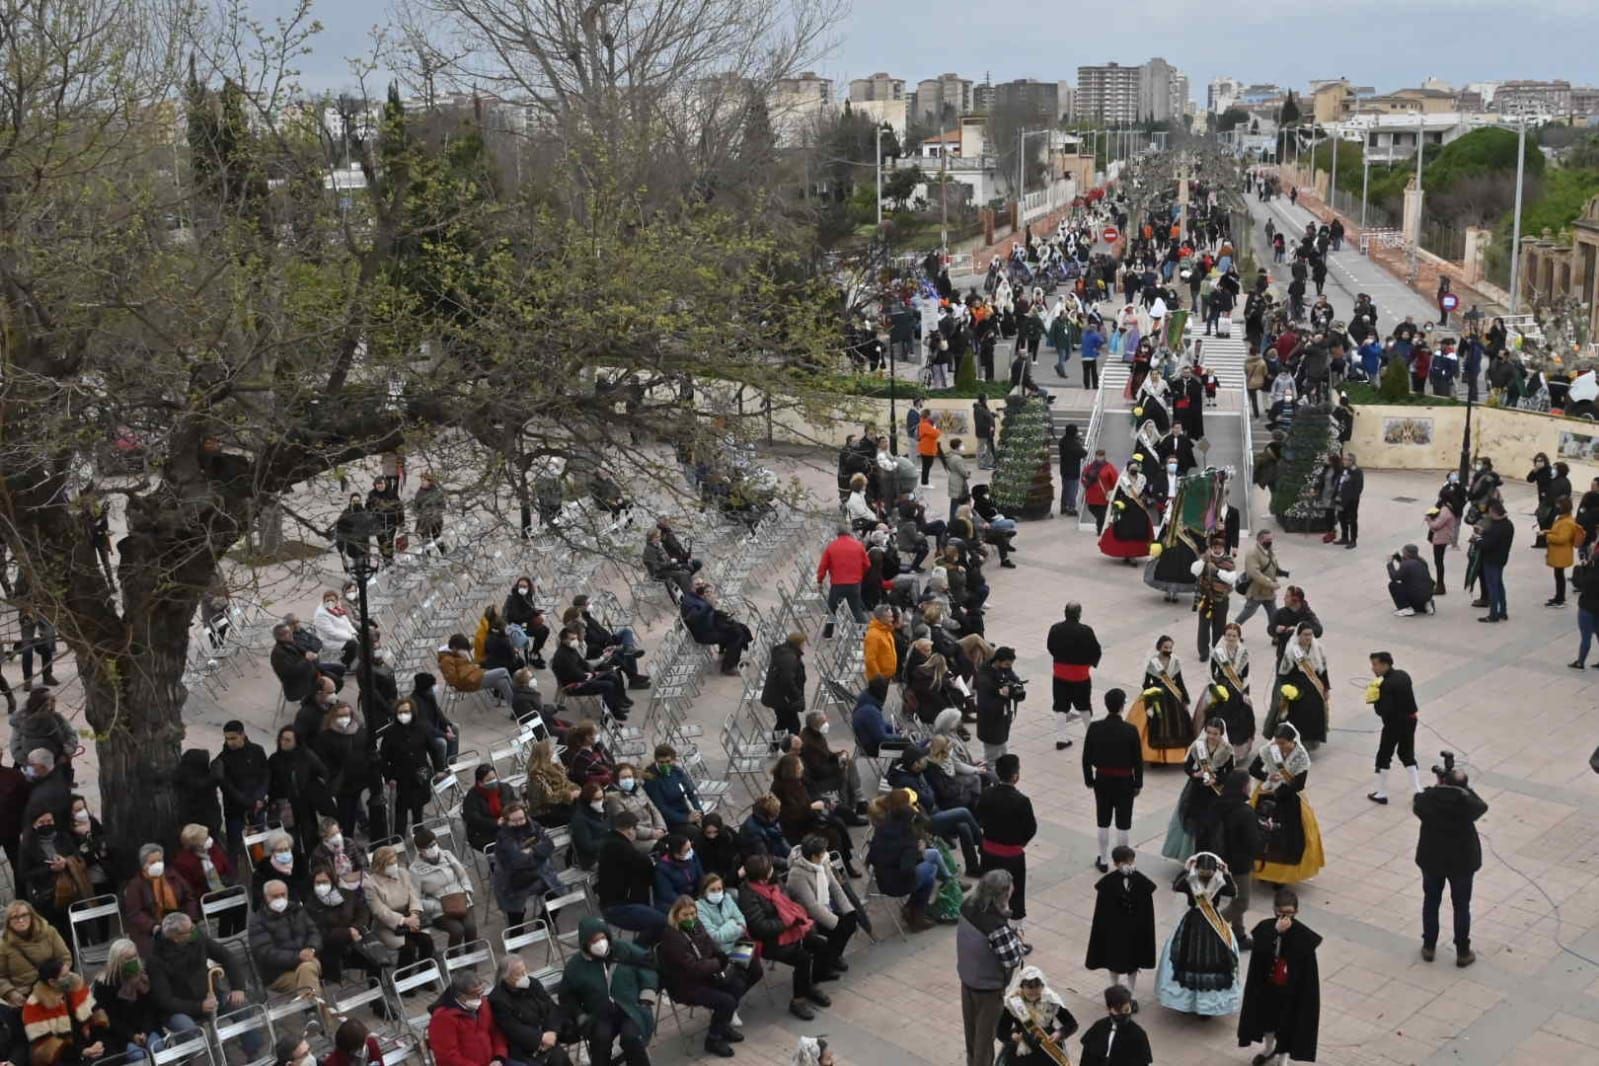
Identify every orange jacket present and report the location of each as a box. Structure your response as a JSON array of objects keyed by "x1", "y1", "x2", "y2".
[
  {"x1": 437, "y1": 649, "x2": 485, "y2": 692},
  {"x1": 917, "y1": 418, "x2": 942, "y2": 458},
  {"x1": 864, "y1": 618, "x2": 898, "y2": 681}
]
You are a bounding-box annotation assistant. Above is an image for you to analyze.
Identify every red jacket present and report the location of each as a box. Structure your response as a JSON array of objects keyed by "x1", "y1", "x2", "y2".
[
  {"x1": 170, "y1": 843, "x2": 237, "y2": 902},
  {"x1": 1084, "y1": 460, "x2": 1119, "y2": 507},
  {"x1": 428, "y1": 999, "x2": 508, "y2": 1066},
  {"x1": 817, "y1": 535, "x2": 870, "y2": 586}
]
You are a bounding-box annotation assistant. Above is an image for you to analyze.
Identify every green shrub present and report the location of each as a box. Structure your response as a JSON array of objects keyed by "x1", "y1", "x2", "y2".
[{"x1": 1377, "y1": 356, "x2": 1413, "y2": 402}]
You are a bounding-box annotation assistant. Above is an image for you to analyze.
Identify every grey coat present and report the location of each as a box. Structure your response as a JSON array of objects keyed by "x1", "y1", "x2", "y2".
[{"x1": 784, "y1": 850, "x2": 854, "y2": 930}]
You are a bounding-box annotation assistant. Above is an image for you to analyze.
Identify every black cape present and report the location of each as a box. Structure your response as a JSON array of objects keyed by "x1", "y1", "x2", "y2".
[
  {"x1": 1238, "y1": 918, "x2": 1322, "y2": 1062},
  {"x1": 1079, "y1": 1015, "x2": 1153, "y2": 1066},
  {"x1": 1084, "y1": 870, "x2": 1157, "y2": 973}
]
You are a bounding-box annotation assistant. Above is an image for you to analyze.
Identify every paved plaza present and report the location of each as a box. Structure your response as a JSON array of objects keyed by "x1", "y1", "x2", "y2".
[{"x1": 49, "y1": 437, "x2": 1590, "y2": 1066}]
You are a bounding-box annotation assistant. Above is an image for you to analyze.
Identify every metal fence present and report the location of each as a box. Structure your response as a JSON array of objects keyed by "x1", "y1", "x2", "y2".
[
  {"x1": 1421, "y1": 219, "x2": 1467, "y2": 263},
  {"x1": 1327, "y1": 186, "x2": 1398, "y2": 232}
]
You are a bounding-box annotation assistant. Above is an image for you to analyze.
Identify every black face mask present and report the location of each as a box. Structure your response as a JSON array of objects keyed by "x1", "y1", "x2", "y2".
[{"x1": 35, "y1": 827, "x2": 55, "y2": 838}]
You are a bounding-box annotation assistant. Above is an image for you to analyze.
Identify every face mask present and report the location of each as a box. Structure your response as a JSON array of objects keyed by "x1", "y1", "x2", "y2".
[
  {"x1": 511, "y1": 975, "x2": 530, "y2": 990},
  {"x1": 458, "y1": 997, "x2": 481, "y2": 1012},
  {"x1": 397, "y1": 713, "x2": 413, "y2": 725},
  {"x1": 819, "y1": 722, "x2": 830, "y2": 734},
  {"x1": 423, "y1": 847, "x2": 440, "y2": 862},
  {"x1": 22, "y1": 767, "x2": 38, "y2": 781},
  {"x1": 680, "y1": 848, "x2": 694, "y2": 863},
  {"x1": 507, "y1": 820, "x2": 528, "y2": 831},
  {"x1": 1117, "y1": 863, "x2": 1135, "y2": 875},
  {"x1": 267, "y1": 897, "x2": 289, "y2": 913},
  {"x1": 121, "y1": 959, "x2": 142, "y2": 979},
  {"x1": 564, "y1": 639, "x2": 580, "y2": 649},
  {"x1": 678, "y1": 918, "x2": 697, "y2": 931},
  {"x1": 517, "y1": 587, "x2": 530, "y2": 596},
  {"x1": 1167, "y1": 464, "x2": 1178, "y2": 475},
  {"x1": 272, "y1": 851, "x2": 293, "y2": 869},
  {"x1": 315, "y1": 884, "x2": 341, "y2": 904},
  {"x1": 589, "y1": 938, "x2": 609, "y2": 958},
  {"x1": 73, "y1": 811, "x2": 90, "y2": 825},
  {"x1": 326, "y1": 834, "x2": 344, "y2": 851},
  {"x1": 295, "y1": 1055, "x2": 317, "y2": 1066},
  {"x1": 618, "y1": 778, "x2": 636, "y2": 792},
  {"x1": 706, "y1": 890, "x2": 725, "y2": 905},
  {"x1": 482, "y1": 777, "x2": 498, "y2": 788},
  {"x1": 202, "y1": 837, "x2": 214, "y2": 852},
  {"x1": 589, "y1": 800, "x2": 605, "y2": 812},
  {"x1": 334, "y1": 717, "x2": 352, "y2": 732}
]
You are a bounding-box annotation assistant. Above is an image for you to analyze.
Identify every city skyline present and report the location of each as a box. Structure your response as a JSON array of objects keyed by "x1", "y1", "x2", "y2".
[{"x1": 263, "y1": 0, "x2": 1595, "y2": 103}]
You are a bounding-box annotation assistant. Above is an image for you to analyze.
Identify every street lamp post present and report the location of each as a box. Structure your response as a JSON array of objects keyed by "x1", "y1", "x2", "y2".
[
  {"x1": 1329, "y1": 124, "x2": 1340, "y2": 214},
  {"x1": 1409, "y1": 113, "x2": 1425, "y2": 282},
  {"x1": 1509, "y1": 115, "x2": 1528, "y2": 314},
  {"x1": 1360, "y1": 135, "x2": 1371, "y2": 228},
  {"x1": 875, "y1": 125, "x2": 885, "y2": 228},
  {"x1": 349, "y1": 552, "x2": 378, "y2": 737}
]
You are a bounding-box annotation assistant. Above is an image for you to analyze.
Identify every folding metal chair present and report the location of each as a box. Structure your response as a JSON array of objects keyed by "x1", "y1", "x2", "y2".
[
  {"x1": 540, "y1": 888, "x2": 594, "y2": 958},
  {"x1": 211, "y1": 1003, "x2": 273, "y2": 1066},
  {"x1": 200, "y1": 885, "x2": 251, "y2": 953},
  {"x1": 150, "y1": 1026, "x2": 216, "y2": 1066},
  {"x1": 68, "y1": 895, "x2": 124, "y2": 969},
  {"x1": 442, "y1": 937, "x2": 495, "y2": 978},
  {"x1": 500, "y1": 920, "x2": 561, "y2": 986},
  {"x1": 388, "y1": 958, "x2": 448, "y2": 1039}
]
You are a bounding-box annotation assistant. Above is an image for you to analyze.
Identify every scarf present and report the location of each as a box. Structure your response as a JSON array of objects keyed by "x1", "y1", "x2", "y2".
[
  {"x1": 148, "y1": 874, "x2": 179, "y2": 918},
  {"x1": 477, "y1": 785, "x2": 504, "y2": 819},
  {"x1": 1259, "y1": 731, "x2": 1312, "y2": 780},
  {"x1": 749, "y1": 880, "x2": 813, "y2": 946},
  {"x1": 198, "y1": 850, "x2": 225, "y2": 893},
  {"x1": 1003, "y1": 965, "x2": 1068, "y2": 1030}
]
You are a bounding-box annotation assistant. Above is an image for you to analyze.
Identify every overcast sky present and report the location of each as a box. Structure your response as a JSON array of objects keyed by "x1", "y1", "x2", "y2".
[{"x1": 279, "y1": 0, "x2": 1594, "y2": 100}]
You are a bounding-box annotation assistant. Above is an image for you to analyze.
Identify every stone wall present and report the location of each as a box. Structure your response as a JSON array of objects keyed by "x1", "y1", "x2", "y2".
[{"x1": 1349, "y1": 401, "x2": 1599, "y2": 484}]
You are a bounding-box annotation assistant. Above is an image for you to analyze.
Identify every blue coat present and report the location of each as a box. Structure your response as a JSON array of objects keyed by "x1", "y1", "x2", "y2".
[
  {"x1": 643, "y1": 766, "x2": 701, "y2": 826},
  {"x1": 866, "y1": 814, "x2": 923, "y2": 897},
  {"x1": 851, "y1": 690, "x2": 897, "y2": 757},
  {"x1": 651, "y1": 854, "x2": 705, "y2": 912}
]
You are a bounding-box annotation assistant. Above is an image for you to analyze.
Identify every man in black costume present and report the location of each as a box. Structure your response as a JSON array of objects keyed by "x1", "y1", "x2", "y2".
[
  {"x1": 1084, "y1": 845, "x2": 1156, "y2": 1010},
  {"x1": 1046, "y1": 602, "x2": 1102, "y2": 751},
  {"x1": 1238, "y1": 888, "x2": 1321, "y2": 1065},
  {"x1": 973, "y1": 754, "x2": 1037, "y2": 923},
  {"x1": 1078, "y1": 985, "x2": 1152, "y2": 1066},
  {"x1": 1082, "y1": 689, "x2": 1143, "y2": 874}
]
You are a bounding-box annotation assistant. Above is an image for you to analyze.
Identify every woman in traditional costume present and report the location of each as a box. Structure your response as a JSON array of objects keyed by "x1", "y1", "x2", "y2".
[
  {"x1": 1161, "y1": 719, "x2": 1234, "y2": 861},
  {"x1": 1155, "y1": 852, "x2": 1244, "y2": 1016},
  {"x1": 1275, "y1": 626, "x2": 1330, "y2": 748},
  {"x1": 996, "y1": 966, "x2": 1079, "y2": 1066},
  {"x1": 1126, "y1": 635, "x2": 1195, "y2": 765},
  {"x1": 1248, "y1": 725, "x2": 1326, "y2": 885},
  {"x1": 1098, "y1": 462, "x2": 1155, "y2": 563},
  {"x1": 1206, "y1": 623, "x2": 1256, "y2": 762}
]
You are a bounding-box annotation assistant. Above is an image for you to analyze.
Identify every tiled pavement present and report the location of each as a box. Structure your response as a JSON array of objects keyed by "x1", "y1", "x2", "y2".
[{"x1": 25, "y1": 440, "x2": 1599, "y2": 1065}]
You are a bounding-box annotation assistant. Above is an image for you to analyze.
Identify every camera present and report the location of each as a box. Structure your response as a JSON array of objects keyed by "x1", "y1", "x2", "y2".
[
  {"x1": 1007, "y1": 679, "x2": 1028, "y2": 703},
  {"x1": 1430, "y1": 750, "x2": 1456, "y2": 778}
]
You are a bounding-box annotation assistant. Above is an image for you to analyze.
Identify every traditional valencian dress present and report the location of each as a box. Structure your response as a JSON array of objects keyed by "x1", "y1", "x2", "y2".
[
  {"x1": 1205, "y1": 636, "x2": 1256, "y2": 763},
  {"x1": 1276, "y1": 636, "x2": 1330, "y2": 746},
  {"x1": 1161, "y1": 733, "x2": 1235, "y2": 861},
  {"x1": 1247, "y1": 727, "x2": 1326, "y2": 884},
  {"x1": 995, "y1": 966, "x2": 1079, "y2": 1066},
  {"x1": 1098, "y1": 467, "x2": 1155, "y2": 560},
  {"x1": 1156, "y1": 858, "x2": 1244, "y2": 1016},
  {"x1": 1126, "y1": 648, "x2": 1195, "y2": 766}
]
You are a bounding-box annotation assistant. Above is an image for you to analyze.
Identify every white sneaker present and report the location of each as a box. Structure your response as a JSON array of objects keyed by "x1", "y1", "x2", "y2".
[
  {"x1": 1425, "y1": 601, "x2": 1437, "y2": 615},
  {"x1": 730, "y1": 1011, "x2": 743, "y2": 1028},
  {"x1": 1392, "y1": 607, "x2": 1415, "y2": 617}
]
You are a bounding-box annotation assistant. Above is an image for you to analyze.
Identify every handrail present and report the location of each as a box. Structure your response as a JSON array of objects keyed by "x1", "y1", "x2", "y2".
[
  {"x1": 1239, "y1": 383, "x2": 1256, "y2": 537},
  {"x1": 1075, "y1": 351, "x2": 1111, "y2": 531}
]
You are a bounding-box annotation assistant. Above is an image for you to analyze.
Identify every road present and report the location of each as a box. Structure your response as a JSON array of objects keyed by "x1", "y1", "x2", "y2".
[{"x1": 1244, "y1": 192, "x2": 1441, "y2": 329}]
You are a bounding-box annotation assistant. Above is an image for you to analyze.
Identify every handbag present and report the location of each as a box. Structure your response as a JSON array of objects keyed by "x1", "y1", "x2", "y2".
[
  {"x1": 439, "y1": 892, "x2": 470, "y2": 920},
  {"x1": 352, "y1": 939, "x2": 399, "y2": 970}
]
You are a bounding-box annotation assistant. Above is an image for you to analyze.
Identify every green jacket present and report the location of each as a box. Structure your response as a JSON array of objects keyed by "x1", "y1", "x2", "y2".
[{"x1": 558, "y1": 917, "x2": 659, "y2": 1040}]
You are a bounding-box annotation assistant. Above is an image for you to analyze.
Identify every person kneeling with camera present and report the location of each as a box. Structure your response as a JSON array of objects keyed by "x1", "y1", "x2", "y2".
[{"x1": 1413, "y1": 754, "x2": 1487, "y2": 967}]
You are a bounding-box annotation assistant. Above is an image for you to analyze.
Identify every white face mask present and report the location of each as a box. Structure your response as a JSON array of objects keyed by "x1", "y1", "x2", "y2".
[
  {"x1": 397, "y1": 713, "x2": 413, "y2": 725},
  {"x1": 1117, "y1": 863, "x2": 1136, "y2": 875},
  {"x1": 202, "y1": 837, "x2": 214, "y2": 852},
  {"x1": 706, "y1": 890, "x2": 725, "y2": 905},
  {"x1": 458, "y1": 997, "x2": 481, "y2": 1013},
  {"x1": 517, "y1": 586, "x2": 530, "y2": 596},
  {"x1": 73, "y1": 811, "x2": 90, "y2": 825},
  {"x1": 423, "y1": 847, "x2": 440, "y2": 862},
  {"x1": 818, "y1": 722, "x2": 830, "y2": 734},
  {"x1": 334, "y1": 717, "x2": 352, "y2": 732},
  {"x1": 618, "y1": 778, "x2": 636, "y2": 792},
  {"x1": 511, "y1": 975, "x2": 531, "y2": 990},
  {"x1": 315, "y1": 884, "x2": 341, "y2": 904},
  {"x1": 267, "y1": 897, "x2": 289, "y2": 913},
  {"x1": 589, "y1": 800, "x2": 605, "y2": 812},
  {"x1": 146, "y1": 861, "x2": 165, "y2": 878},
  {"x1": 326, "y1": 834, "x2": 344, "y2": 851},
  {"x1": 272, "y1": 851, "x2": 293, "y2": 869},
  {"x1": 589, "y1": 938, "x2": 610, "y2": 958}
]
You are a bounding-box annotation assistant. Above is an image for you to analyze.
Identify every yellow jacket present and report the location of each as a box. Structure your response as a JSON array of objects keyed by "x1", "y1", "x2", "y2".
[
  {"x1": 864, "y1": 618, "x2": 898, "y2": 681},
  {"x1": 1545, "y1": 514, "x2": 1580, "y2": 570}
]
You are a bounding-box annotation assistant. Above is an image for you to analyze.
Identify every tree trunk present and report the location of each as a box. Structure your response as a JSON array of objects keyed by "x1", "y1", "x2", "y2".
[
  {"x1": 254, "y1": 498, "x2": 285, "y2": 556},
  {"x1": 80, "y1": 633, "x2": 188, "y2": 848}
]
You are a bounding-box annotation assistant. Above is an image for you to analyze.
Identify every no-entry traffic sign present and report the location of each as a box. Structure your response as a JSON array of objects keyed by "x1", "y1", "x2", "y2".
[
  {"x1": 1440, "y1": 292, "x2": 1460, "y2": 311},
  {"x1": 1102, "y1": 226, "x2": 1120, "y2": 244}
]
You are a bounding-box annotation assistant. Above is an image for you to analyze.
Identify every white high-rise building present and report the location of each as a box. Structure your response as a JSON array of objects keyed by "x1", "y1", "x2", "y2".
[{"x1": 1208, "y1": 76, "x2": 1242, "y2": 114}]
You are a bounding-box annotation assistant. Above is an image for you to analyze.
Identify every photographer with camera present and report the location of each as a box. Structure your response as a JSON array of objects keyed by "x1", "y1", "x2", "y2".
[
  {"x1": 1386, "y1": 545, "x2": 1436, "y2": 617},
  {"x1": 975, "y1": 646, "x2": 1025, "y2": 765},
  {"x1": 1413, "y1": 752, "x2": 1488, "y2": 967}
]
